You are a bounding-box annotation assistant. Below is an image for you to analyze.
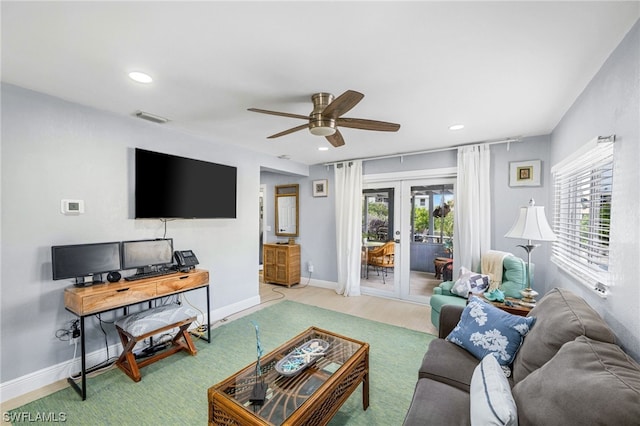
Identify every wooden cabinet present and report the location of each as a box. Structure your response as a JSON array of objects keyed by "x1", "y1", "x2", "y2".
[{"x1": 263, "y1": 243, "x2": 300, "y2": 287}]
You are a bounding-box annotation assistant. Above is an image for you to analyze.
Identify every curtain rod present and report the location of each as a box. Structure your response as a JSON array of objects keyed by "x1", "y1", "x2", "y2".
[{"x1": 323, "y1": 136, "x2": 522, "y2": 166}]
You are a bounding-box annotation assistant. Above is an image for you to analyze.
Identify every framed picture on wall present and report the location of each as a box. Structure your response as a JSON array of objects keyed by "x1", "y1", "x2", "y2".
[
  {"x1": 509, "y1": 160, "x2": 541, "y2": 187},
  {"x1": 312, "y1": 179, "x2": 328, "y2": 197}
]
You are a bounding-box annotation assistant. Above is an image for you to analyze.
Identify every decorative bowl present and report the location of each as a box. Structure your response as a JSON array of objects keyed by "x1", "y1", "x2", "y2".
[{"x1": 275, "y1": 339, "x2": 330, "y2": 377}]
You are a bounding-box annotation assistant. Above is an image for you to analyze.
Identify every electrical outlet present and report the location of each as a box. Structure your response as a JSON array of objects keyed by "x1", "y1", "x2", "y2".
[
  {"x1": 69, "y1": 336, "x2": 79, "y2": 346},
  {"x1": 308, "y1": 262, "x2": 314, "y2": 273}
]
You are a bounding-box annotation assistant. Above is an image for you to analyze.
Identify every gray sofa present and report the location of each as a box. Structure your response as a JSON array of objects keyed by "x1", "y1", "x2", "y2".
[{"x1": 404, "y1": 288, "x2": 640, "y2": 425}]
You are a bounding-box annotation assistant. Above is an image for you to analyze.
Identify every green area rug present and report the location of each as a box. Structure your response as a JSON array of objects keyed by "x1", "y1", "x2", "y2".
[{"x1": 13, "y1": 301, "x2": 435, "y2": 425}]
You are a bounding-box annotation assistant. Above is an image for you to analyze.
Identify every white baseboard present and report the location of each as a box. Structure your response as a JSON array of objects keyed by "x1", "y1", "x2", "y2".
[
  {"x1": 0, "y1": 341, "x2": 123, "y2": 403},
  {"x1": 0, "y1": 295, "x2": 262, "y2": 404},
  {"x1": 208, "y1": 295, "x2": 261, "y2": 324},
  {"x1": 307, "y1": 278, "x2": 338, "y2": 291}
]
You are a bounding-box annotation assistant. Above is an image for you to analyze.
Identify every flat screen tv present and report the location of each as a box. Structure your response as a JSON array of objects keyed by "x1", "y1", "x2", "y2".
[
  {"x1": 135, "y1": 148, "x2": 237, "y2": 219},
  {"x1": 51, "y1": 242, "x2": 121, "y2": 284}
]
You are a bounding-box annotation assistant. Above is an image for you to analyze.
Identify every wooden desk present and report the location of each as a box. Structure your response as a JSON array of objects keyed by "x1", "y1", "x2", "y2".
[{"x1": 64, "y1": 269, "x2": 210, "y2": 400}]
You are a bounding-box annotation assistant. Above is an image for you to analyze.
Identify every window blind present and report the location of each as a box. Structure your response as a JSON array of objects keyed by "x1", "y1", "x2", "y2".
[{"x1": 550, "y1": 137, "x2": 615, "y2": 295}]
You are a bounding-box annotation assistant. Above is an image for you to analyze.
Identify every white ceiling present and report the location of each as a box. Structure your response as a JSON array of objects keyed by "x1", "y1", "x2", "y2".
[{"x1": 2, "y1": 2, "x2": 638, "y2": 165}]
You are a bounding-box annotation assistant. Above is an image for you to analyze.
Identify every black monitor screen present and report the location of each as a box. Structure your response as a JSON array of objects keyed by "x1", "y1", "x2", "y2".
[
  {"x1": 51, "y1": 242, "x2": 121, "y2": 281},
  {"x1": 121, "y1": 239, "x2": 173, "y2": 270}
]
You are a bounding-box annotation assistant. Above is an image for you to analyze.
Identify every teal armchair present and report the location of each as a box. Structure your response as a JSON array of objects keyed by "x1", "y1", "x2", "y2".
[{"x1": 429, "y1": 255, "x2": 532, "y2": 329}]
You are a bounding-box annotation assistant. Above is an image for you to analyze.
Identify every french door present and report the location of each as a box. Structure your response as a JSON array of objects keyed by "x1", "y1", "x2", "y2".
[{"x1": 362, "y1": 173, "x2": 455, "y2": 303}]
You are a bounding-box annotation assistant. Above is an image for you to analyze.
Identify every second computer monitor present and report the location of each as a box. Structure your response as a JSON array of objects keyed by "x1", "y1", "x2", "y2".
[{"x1": 121, "y1": 238, "x2": 173, "y2": 272}]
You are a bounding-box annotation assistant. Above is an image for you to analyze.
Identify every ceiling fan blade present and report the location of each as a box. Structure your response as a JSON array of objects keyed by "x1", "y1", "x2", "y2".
[
  {"x1": 337, "y1": 117, "x2": 401, "y2": 132},
  {"x1": 325, "y1": 129, "x2": 345, "y2": 147},
  {"x1": 322, "y1": 90, "x2": 364, "y2": 119},
  {"x1": 248, "y1": 108, "x2": 308, "y2": 120},
  {"x1": 267, "y1": 123, "x2": 308, "y2": 139}
]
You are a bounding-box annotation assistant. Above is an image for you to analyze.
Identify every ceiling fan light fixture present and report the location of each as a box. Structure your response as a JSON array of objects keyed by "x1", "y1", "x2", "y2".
[
  {"x1": 309, "y1": 114, "x2": 336, "y2": 136},
  {"x1": 309, "y1": 126, "x2": 336, "y2": 136}
]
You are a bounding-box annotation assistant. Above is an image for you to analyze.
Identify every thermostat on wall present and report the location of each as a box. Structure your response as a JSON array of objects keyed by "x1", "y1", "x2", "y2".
[{"x1": 61, "y1": 199, "x2": 84, "y2": 215}]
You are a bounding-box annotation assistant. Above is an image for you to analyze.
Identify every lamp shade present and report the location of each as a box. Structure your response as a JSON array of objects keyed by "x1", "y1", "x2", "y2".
[{"x1": 505, "y1": 199, "x2": 557, "y2": 242}]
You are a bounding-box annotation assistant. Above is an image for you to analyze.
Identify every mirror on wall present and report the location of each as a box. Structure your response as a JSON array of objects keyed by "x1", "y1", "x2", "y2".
[{"x1": 275, "y1": 184, "x2": 299, "y2": 237}]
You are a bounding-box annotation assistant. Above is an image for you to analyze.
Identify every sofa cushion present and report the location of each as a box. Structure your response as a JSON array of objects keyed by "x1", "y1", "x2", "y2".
[
  {"x1": 512, "y1": 287, "x2": 616, "y2": 383},
  {"x1": 500, "y1": 256, "x2": 528, "y2": 298},
  {"x1": 470, "y1": 354, "x2": 518, "y2": 426},
  {"x1": 446, "y1": 296, "x2": 535, "y2": 366},
  {"x1": 419, "y1": 338, "x2": 480, "y2": 392},
  {"x1": 512, "y1": 336, "x2": 640, "y2": 426},
  {"x1": 402, "y1": 379, "x2": 471, "y2": 426}
]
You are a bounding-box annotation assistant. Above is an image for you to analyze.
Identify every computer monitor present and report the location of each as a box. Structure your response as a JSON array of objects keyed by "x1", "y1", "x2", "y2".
[
  {"x1": 52, "y1": 241, "x2": 121, "y2": 285},
  {"x1": 121, "y1": 238, "x2": 174, "y2": 273}
]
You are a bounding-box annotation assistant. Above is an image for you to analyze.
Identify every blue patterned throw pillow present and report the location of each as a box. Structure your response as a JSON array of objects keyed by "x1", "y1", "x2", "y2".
[{"x1": 446, "y1": 296, "x2": 535, "y2": 366}]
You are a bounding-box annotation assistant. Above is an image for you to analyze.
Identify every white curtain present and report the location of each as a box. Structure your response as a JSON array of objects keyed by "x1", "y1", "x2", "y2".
[
  {"x1": 334, "y1": 160, "x2": 363, "y2": 296},
  {"x1": 454, "y1": 145, "x2": 491, "y2": 275}
]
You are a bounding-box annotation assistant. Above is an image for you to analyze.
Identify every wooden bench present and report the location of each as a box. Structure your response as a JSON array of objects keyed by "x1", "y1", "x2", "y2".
[{"x1": 114, "y1": 304, "x2": 198, "y2": 382}]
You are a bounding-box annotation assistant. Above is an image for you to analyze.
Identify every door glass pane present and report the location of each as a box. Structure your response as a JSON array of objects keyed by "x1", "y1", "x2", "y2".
[
  {"x1": 361, "y1": 188, "x2": 395, "y2": 292},
  {"x1": 409, "y1": 184, "x2": 454, "y2": 298}
]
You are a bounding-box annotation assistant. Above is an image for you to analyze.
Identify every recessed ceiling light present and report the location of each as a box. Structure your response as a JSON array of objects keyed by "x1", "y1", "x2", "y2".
[
  {"x1": 449, "y1": 124, "x2": 465, "y2": 131},
  {"x1": 318, "y1": 147, "x2": 329, "y2": 151},
  {"x1": 128, "y1": 71, "x2": 153, "y2": 84}
]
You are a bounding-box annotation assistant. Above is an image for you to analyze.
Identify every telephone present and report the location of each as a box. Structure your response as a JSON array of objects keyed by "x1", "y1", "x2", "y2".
[{"x1": 174, "y1": 250, "x2": 199, "y2": 271}]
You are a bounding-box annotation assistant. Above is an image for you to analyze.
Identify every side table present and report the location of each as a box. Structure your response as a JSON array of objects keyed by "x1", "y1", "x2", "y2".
[
  {"x1": 483, "y1": 296, "x2": 532, "y2": 317},
  {"x1": 433, "y1": 257, "x2": 453, "y2": 280}
]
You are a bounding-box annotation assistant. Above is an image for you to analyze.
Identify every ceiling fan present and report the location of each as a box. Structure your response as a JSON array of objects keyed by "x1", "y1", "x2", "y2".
[{"x1": 248, "y1": 90, "x2": 400, "y2": 147}]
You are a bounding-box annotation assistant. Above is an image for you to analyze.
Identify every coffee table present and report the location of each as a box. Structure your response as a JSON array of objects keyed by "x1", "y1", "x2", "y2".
[{"x1": 208, "y1": 326, "x2": 370, "y2": 425}]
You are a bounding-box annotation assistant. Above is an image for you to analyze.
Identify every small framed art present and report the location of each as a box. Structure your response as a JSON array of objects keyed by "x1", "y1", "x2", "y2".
[
  {"x1": 509, "y1": 160, "x2": 541, "y2": 187},
  {"x1": 312, "y1": 179, "x2": 328, "y2": 197}
]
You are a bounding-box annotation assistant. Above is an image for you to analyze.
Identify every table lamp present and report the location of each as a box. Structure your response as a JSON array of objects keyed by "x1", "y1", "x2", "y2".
[{"x1": 505, "y1": 198, "x2": 557, "y2": 307}]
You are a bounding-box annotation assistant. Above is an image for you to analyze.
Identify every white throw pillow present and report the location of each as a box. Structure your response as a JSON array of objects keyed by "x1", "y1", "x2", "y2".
[
  {"x1": 451, "y1": 267, "x2": 491, "y2": 298},
  {"x1": 470, "y1": 353, "x2": 518, "y2": 426}
]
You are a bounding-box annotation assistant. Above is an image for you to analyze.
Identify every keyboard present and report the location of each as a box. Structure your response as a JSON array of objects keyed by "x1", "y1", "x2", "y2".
[{"x1": 124, "y1": 269, "x2": 177, "y2": 281}]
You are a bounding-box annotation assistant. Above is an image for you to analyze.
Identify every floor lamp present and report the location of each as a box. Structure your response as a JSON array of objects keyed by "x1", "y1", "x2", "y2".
[{"x1": 505, "y1": 199, "x2": 557, "y2": 308}]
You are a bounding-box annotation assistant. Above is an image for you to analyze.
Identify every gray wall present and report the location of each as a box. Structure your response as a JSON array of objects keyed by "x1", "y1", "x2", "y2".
[
  {"x1": 547, "y1": 20, "x2": 640, "y2": 360},
  {"x1": 260, "y1": 165, "x2": 337, "y2": 283},
  {"x1": 490, "y1": 135, "x2": 551, "y2": 288},
  {"x1": 0, "y1": 84, "x2": 308, "y2": 384}
]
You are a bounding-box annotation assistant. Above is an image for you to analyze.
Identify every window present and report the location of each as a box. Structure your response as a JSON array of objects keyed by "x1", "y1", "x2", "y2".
[
  {"x1": 551, "y1": 136, "x2": 615, "y2": 296},
  {"x1": 362, "y1": 188, "x2": 394, "y2": 242}
]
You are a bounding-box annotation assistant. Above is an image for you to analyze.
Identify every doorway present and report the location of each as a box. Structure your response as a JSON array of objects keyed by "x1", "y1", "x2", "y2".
[
  {"x1": 259, "y1": 184, "x2": 266, "y2": 271},
  {"x1": 361, "y1": 186, "x2": 398, "y2": 295},
  {"x1": 361, "y1": 174, "x2": 455, "y2": 303},
  {"x1": 402, "y1": 182, "x2": 454, "y2": 303}
]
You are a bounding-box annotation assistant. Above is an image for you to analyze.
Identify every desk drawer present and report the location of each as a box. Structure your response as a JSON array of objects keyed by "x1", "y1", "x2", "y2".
[
  {"x1": 82, "y1": 282, "x2": 157, "y2": 314},
  {"x1": 157, "y1": 271, "x2": 209, "y2": 294}
]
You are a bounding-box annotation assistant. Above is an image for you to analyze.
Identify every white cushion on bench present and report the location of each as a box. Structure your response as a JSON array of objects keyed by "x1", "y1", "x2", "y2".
[{"x1": 115, "y1": 305, "x2": 198, "y2": 337}]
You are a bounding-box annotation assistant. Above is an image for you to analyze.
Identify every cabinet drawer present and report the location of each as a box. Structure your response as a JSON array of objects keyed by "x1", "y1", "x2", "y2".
[
  {"x1": 156, "y1": 271, "x2": 209, "y2": 294},
  {"x1": 82, "y1": 282, "x2": 157, "y2": 314}
]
